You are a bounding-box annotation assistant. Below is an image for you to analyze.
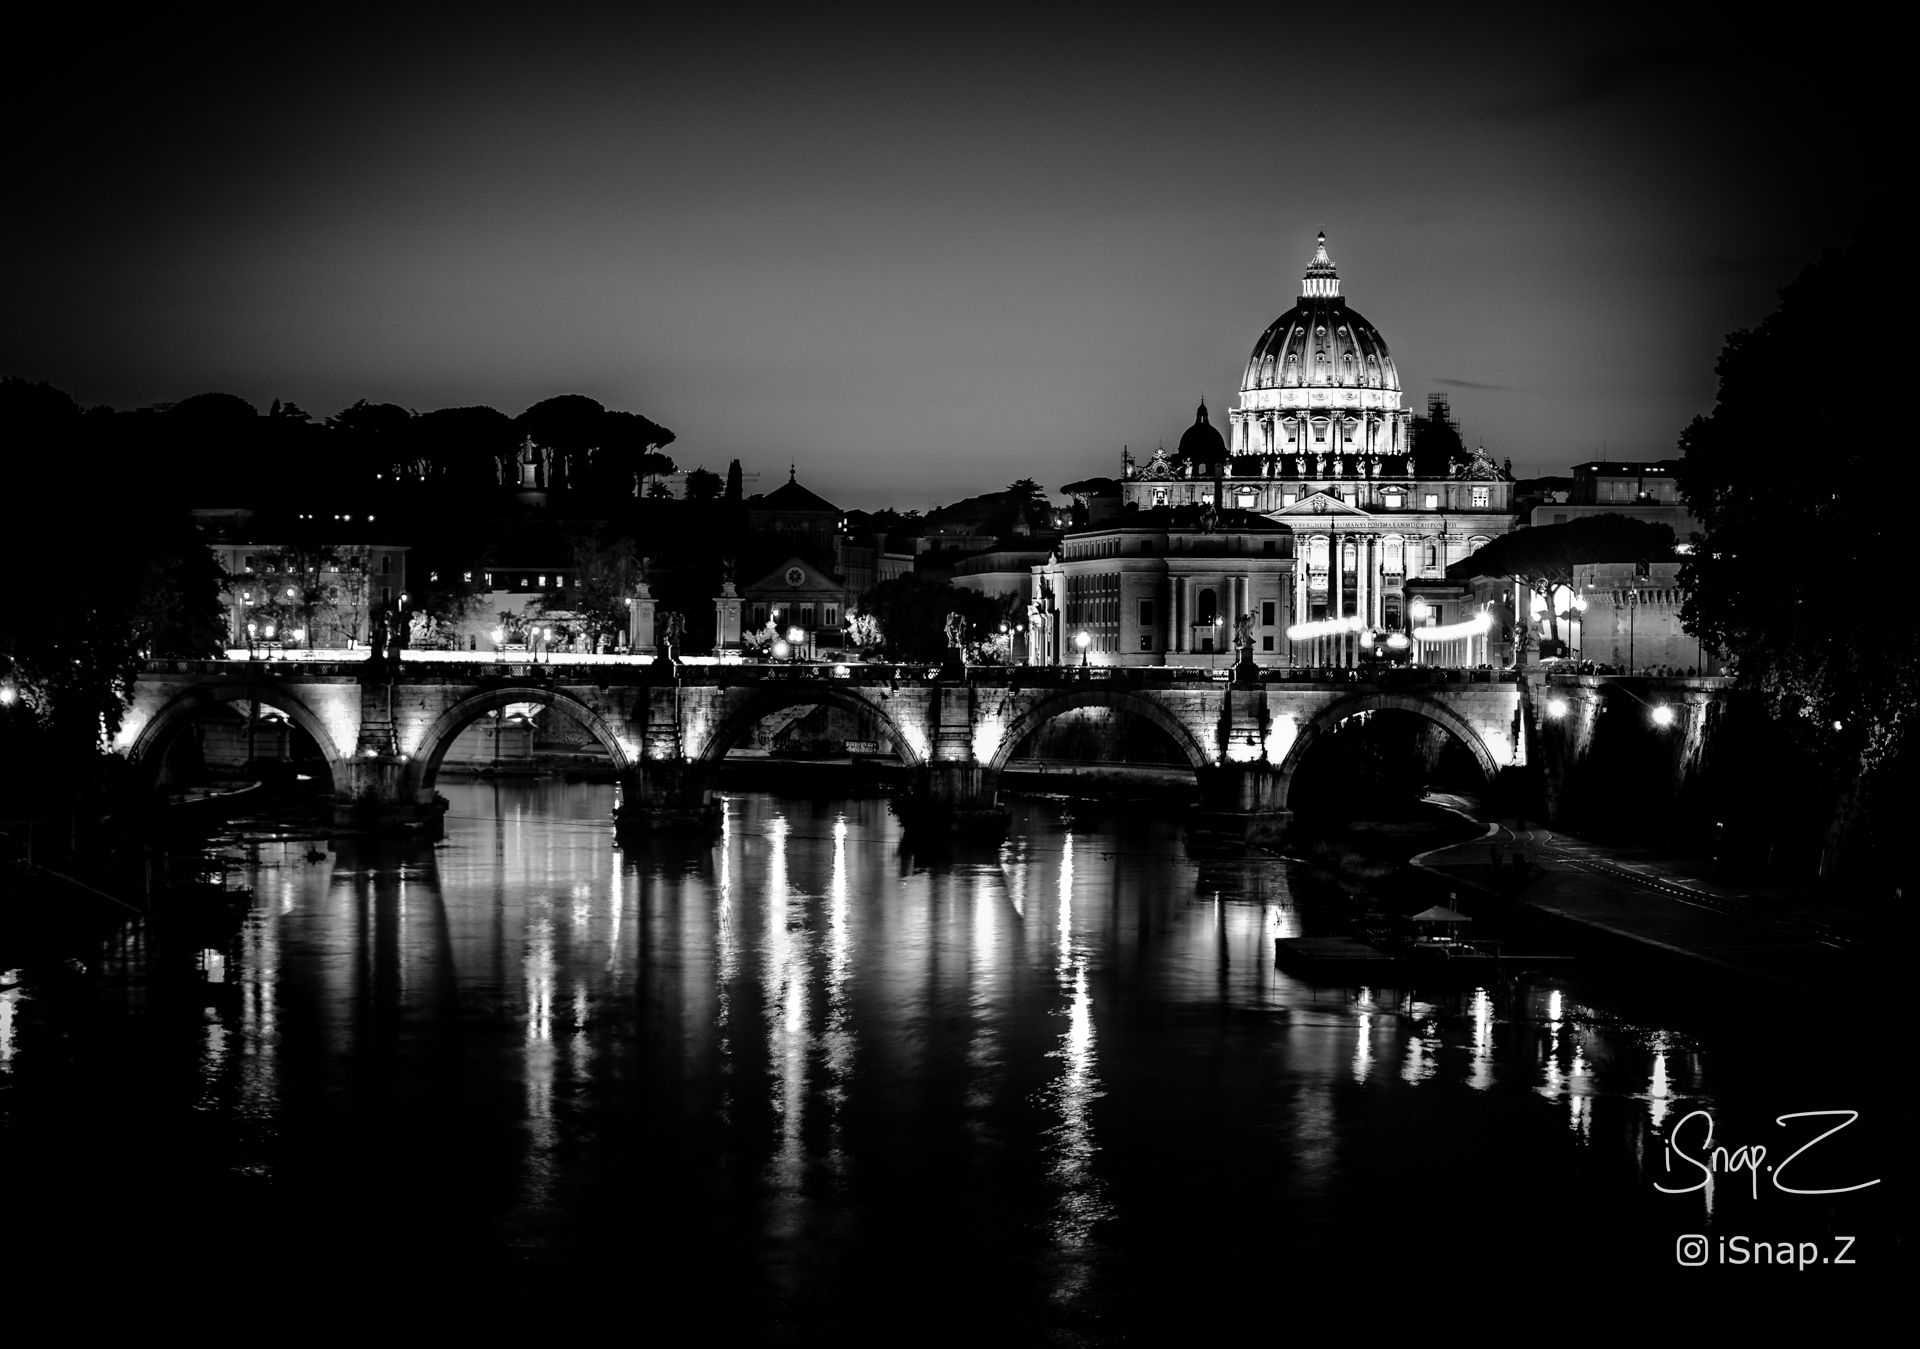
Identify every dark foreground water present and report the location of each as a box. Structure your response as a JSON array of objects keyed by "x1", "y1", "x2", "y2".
[{"x1": 1, "y1": 782, "x2": 1903, "y2": 1338}]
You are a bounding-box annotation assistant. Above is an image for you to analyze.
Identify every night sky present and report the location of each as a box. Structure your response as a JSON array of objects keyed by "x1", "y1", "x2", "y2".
[{"x1": 6, "y1": 11, "x2": 1909, "y2": 509}]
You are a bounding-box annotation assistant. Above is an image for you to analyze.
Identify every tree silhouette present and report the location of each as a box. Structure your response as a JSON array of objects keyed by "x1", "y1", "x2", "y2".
[
  {"x1": 1450, "y1": 514, "x2": 1676, "y2": 648},
  {"x1": 1677, "y1": 197, "x2": 1914, "y2": 884}
]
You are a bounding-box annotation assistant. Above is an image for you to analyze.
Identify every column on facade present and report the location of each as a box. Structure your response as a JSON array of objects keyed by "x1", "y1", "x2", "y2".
[
  {"x1": 1355, "y1": 534, "x2": 1370, "y2": 633},
  {"x1": 1174, "y1": 576, "x2": 1187, "y2": 654}
]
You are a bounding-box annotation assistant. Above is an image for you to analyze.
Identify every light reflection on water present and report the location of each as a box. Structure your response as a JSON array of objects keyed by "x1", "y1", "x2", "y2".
[{"x1": 3, "y1": 779, "x2": 1894, "y2": 1332}]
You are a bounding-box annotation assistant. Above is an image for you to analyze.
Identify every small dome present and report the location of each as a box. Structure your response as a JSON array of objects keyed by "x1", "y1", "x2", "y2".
[
  {"x1": 1175, "y1": 400, "x2": 1227, "y2": 465},
  {"x1": 1242, "y1": 233, "x2": 1399, "y2": 396}
]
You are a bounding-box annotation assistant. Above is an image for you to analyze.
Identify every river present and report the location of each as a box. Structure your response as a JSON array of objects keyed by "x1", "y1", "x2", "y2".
[{"x1": 0, "y1": 780, "x2": 1901, "y2": 1338}]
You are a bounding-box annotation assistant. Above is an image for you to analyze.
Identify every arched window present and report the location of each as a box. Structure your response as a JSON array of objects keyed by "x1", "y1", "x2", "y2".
[{"x1": 1196, "y1": 588, "x2": 1218, "y2": 625}]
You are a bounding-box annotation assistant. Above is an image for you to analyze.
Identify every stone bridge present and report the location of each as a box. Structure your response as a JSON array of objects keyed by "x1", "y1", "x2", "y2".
[{"x1": 119, "y1": 659, "x2": 1536, "y2": 837}]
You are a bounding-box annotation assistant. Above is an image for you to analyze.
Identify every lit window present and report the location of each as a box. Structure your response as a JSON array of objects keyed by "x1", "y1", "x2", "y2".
[
  {"x1": 538, "y1": 575, "x2": 547, "y2": 588},
  {"x1": 1471, "y1": 486, "x2": 1490, "y2": 508},
  {"x1": 1424, "y1": 494, "x2": 1439, "y2": 509},
  {"x1": 463, "y1": 571, "x2": 473, "y2": 583},
  {"x1": 1282, "y1": 493, "x2": 1298, "y2": 506}
]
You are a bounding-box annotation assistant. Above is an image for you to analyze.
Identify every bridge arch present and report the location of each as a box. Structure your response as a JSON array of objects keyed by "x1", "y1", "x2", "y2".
[
  {"x1": 403, "y1": 685, "x2": 635, "y2": 794},
  {"x1": 126, "y1": 681, "x2": 348, "y2": 793},
  {"x1": 693, "y1": 682, "x2": 930, "y2": 768},
  {"x1": 984, "y1": 687, "x2": 1212, "y2": 778},
  {"x1": 1276, "y1": 691, "x2": 1499, "y2": 809}
]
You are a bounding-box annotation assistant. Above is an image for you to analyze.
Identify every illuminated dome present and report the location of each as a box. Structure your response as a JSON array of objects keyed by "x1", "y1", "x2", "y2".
[
  {"x1": 1174, "y1": 399, "x2": 1227, "y2": 466},
  {"x1": 1229, "y1": 233, "x2": 1411, "y2": 460}
]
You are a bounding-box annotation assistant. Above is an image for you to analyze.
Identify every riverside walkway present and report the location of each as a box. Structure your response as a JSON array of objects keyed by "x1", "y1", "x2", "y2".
[{"x1": 1412, "y1": 805, "x2": 1911, "y2": 1012}]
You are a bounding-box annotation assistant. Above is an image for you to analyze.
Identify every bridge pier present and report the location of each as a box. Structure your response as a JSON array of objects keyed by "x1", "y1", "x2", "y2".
[
  {"x1": 1194, "y1": 764, "x2": 1292, "y2": 848},
  {"x1": 336, "y1": 755, "x2": 449, "y2": 837},
  {"x1": 614, "y1": 759, "x2": 720, "y2": 836}
]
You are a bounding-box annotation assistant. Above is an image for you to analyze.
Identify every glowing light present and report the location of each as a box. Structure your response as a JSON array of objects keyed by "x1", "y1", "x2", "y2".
[
  {"x1": 1650, "y1": 705, "x2": 1675, "y2": 727},
  {"x1": 1410, "y1": 599, "x2": 1430, "y2": 620},
  {"x1": 1074, "y1": 631, "x2": 1091, "y2": 650},
  {"x1": 1546, "y1": 697, "x2": 1569, "y2": 719},
  {"x1": 772, "y1": 640, "x2": 790, "y2": 660},
  {"x1": 1410, "y1": 615, "x2": 1492, "y2": 642},
  {"x1": 1385, "y1": 632, "x2": 1410, "y2": 650},
  {"x1": 0, "y1": 687, "x2": 13, "y2": 706},
  {"x1": 1286, "y1": 614, "x2": 1366, "y2": 641},
  {"x1": 787, "y1": 626, "x2": 804, "y2": 645}
]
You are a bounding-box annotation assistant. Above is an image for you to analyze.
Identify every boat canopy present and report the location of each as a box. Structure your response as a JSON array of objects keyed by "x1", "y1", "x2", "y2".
[{"x1": 1409, "y1": 905, "x2": 1472, "y2": 924}]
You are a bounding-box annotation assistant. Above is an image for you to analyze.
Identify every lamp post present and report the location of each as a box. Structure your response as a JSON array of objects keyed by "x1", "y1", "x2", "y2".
[
  {"x1": 788, "y1": 625, "x2": 804, "y2": 669},
  {"x1": 1075, "y1": 629, "x2": 1091, "y2": 671},
  {"x1": 245, "y1": 620, "x2": 258, "y2": 660},
  {"x1": 1211, "y1": 615, "x2": 1223, "y2": 670},
  {"x1": 491, "y1": 626, "x2": 505, "y2": 663}
]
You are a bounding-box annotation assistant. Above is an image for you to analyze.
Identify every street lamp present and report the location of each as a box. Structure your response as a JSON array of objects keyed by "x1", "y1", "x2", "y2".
[
  {"x1": 1211, "y1": 615, "x2": 1223, "y2": 670},
  {"x1": 1650, "y1": 704, "x2": 1675, "y2": 728},
  {"x1": 246, "y1": 620, "x2": 258, "y2": 659},
  {"x1": 1075, "y1": 629, "x2": 1091, "y2": 669},
  {"x1": 491, "y1": 626, "x2": 505, "y2": 662},
  {"x1": 787, "y1": 625, "x2": 804, "y2": 666}
]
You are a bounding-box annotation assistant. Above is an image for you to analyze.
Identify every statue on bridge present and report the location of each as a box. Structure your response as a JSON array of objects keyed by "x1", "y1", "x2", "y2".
[
  {"x1": 944, "y1": 611, "x2": 967, "y2": 650},
  {"x1": 1235, "y1": 610, "x2": 1255, "y2": 654},
  {"x1": 663, "y1": 611, "x2": 686, "y2": 663}
]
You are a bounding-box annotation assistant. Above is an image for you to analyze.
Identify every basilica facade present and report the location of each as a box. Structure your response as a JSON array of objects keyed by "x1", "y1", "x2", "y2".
[{"x1": 1044, "y1": 233, "x2": 1513, "y2": 663}]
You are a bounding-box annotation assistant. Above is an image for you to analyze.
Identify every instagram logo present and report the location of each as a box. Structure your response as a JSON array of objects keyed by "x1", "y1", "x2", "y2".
[{"x1": 1675, "y1": 1235, "x2": 1710, "y2": 1266}]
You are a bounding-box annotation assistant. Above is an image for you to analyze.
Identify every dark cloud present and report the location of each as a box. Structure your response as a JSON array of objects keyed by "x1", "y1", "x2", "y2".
[{"x1": 1433, "y1": 378, "x2": 1519, "y2": 392}]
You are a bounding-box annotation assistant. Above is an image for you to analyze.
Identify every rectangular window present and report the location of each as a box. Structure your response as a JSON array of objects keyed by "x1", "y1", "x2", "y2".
[
  {"x1": 825, "y1": 606, "x2": 837, "y2": 627},
  {"x1": 1262, "y1": 635, "x2": 1275, "y2": 651},
  {"x1": 538, "y1": 575, "x2": 547, "y2": 588},
  {"x1": 484, "y1": 572, "x2": 494, "y2": 587},
  {"x1": 1424, "y1": 493, "x2": 1439, "y2": 509},
  {"x1": 1341, "y1": 491, "x2": 1357, "y2": 508},
  {"x1": 243, "y1": 555, "x2": 255, "y2": 573},
  {"x1": 1471, "y1": 486, "x2": 1490, "y2": 508},
  {"x1": 800, "y1": 604, "x2": 816, "y2": 626},
  {"x1": 381, "y1": 587, "x2": 392, "y2": 606},
  {"x1": 463, "y1": 571, "x2": 473, "y2": 583},
  {"x1": 381, "y1": 556, "x2": 393, "y2": 575},
  {"x1": 1282, "y1": 493, "x2": 1298, "y2": 506},
  {"x1": 1139, "y1": 634, "x2": 1153, "y2": 651},
  {"x1": 1139, "y1": 599, "x2": 1154, "y2": 627},
  {"x1": 1262, "y1": 601, "x2": 1276, "y2": 625}
]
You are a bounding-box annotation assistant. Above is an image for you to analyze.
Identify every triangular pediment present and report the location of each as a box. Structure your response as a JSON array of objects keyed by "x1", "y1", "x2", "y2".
[
  {"x1": 1269, "y1": 491, "x2": 1370, "y2": 519},
  {"x1": 744, "y1": 555, "x2": 842, "y2": 594}
]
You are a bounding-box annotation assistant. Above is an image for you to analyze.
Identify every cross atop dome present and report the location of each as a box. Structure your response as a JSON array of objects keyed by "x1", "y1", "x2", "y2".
[{"x1": 1300, "y1": 230, "x2": 1340, "y2": 298}]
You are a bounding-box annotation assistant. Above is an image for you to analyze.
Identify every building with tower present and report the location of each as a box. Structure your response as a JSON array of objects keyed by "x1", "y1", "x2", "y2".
[{"x1": 1092, "y1": 232, "x2": 1514, "y2": 663}]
